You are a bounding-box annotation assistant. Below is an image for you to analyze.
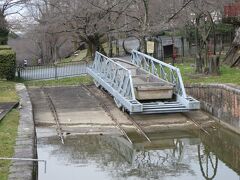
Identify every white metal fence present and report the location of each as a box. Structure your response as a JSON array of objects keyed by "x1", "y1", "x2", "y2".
[{"x1": 17, "y1": 61, "x2": 89, "y2": 80}]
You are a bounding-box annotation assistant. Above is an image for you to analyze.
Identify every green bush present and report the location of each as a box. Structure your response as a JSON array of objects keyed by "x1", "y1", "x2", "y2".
[
  {"x1": 0, "y1": 45, "x2": 11, "y2": 50},
  {"x1": 0, "y1": 49, "x2": 16, "y2": 80}
]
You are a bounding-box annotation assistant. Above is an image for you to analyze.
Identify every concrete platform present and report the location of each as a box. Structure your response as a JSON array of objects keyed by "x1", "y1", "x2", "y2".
[{"x1": 29, "y1": 87, "x2": 114, "y2": 126}]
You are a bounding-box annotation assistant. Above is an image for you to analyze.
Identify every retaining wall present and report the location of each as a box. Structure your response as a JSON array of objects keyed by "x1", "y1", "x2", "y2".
[
  {"x1": 186, "y1": 84, "x2": 240, "y2": 133},
  {"x1": 8, "y1": 84, "x2": 37, "y2": 180}
]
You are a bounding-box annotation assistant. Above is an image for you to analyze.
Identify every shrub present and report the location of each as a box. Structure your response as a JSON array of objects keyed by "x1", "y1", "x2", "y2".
[
  {"x1": 0, "y1": 45, "x2": 11, "y2": 50},
  {"x1": 0, "y1": 49, "x2": 16, "y2": 80}
]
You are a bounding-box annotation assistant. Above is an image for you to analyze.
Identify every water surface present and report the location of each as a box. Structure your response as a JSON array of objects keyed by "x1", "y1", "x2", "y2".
[{"x1": 37, "y1": 127, "x2": 240, "y2": 180}]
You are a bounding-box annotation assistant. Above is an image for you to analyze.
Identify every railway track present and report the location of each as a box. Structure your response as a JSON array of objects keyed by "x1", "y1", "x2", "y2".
[
  {"x1": 182, "y1": 113, "x2": 210, "y2": 135},
  {"x1": 125, "y1": 115, "x2": 151, "y2": 142},
  {"x1": 82, "y1": 85, "x2": 151, "y2": 143},
  {"x1": 41, "y1": 87, "x2": 65, "y2": 144}
]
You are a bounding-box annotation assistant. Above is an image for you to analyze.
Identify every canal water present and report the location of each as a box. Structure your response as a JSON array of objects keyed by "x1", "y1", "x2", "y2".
[{"x1": 37, "y1": 126, "x2": 240, "y2": 180}]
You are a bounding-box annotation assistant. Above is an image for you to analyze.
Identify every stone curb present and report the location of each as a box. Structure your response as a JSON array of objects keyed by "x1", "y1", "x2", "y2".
[
  {"x1": 185, "y1": 83, "x2": 240, "y2": 95},
  {"x1": 8, "y1": 84, "x2": 36, "y2": 180}
]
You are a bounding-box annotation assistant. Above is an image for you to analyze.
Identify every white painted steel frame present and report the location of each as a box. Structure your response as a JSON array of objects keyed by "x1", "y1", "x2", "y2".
[
  {"x1": 87, "y1": 51, "x2": 200, "y2": 114},
  {"x1": 131, "y1": 50, "x2": 200, "y2": 110},
  {"x1": 87, "y1": 52, "x2": 142, "y2": 113}
]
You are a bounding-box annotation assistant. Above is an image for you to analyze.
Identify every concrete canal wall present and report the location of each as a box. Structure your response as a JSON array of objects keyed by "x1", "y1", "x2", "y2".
[
  {"x1": 186, "y1": 84, "x2": 240, "y2": 133},
  {"x1": 8, "y1": 84, "x2": 37, "y2": 180}
]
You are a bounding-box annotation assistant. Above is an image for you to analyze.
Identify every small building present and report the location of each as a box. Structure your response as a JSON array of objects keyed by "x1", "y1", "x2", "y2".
[
  {"x1": 223, "y1": 1, "x2": 240, "y2": 25},
  {"x1": 154, "y1": 36, "x2": 184, "y2": 60}
]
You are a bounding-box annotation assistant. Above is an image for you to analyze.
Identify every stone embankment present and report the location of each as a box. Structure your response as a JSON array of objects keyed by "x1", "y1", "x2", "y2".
[
  {"x1": 186, "y1": 84, "x2": 240, "y2": 134},
  {"x1": 8, "y1": 84, "x2": 36, "y2": 180}
]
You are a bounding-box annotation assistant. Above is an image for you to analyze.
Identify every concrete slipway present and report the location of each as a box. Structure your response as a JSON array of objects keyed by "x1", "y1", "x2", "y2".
[
  {"x1": 28, "y1": 85, "x2": 214, "y2": 137},
  {"x1": 27, "y1": 85, "x2": 240, "y2": 180}
]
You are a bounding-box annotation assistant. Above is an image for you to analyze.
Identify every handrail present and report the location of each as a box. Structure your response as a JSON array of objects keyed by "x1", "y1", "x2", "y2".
[
  {"x1": 132, "y1": 50, "x2": 179, "y2": 71},
  {"x1": 131, "y1": 50, "x2": 187, "y2": 98},
  {"x1": 92, "y1": 52, "x2": 136, "y2": 100},
  {"x1": 94, "y1": 52, "x2": 130, "y2": 71}
]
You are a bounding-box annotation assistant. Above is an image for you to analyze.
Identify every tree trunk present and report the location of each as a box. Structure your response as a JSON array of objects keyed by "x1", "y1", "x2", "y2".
[
  {"x1": 108, "y1": 36, "x2": 113, "y2": 57},
  {"x1": 116, "y1": 39, "x2": 120, "y2": 56},
  {"x1": 188, "y1": 40, "x2": 192, "y2": 56},
  {"x1": 140, "y1": 36, "x2": 147, "y2": 53},
  {"x1": 195, "y1": 16, "x2": 203, "y2": 73},
  {"x1": 86, "y1": 42, "x2": 94, "y2": 61},
  {"x1": 224, "y1": 27, "x2": 240, "y2": 67},
  {"x1": 85, "y1": 35, "x2": 107, "y2": 61},
  {"x1": 153, "y1": 38, "x2": 159, "y2": 59},
  {"x1": 208, "y1": 55, "x2": 220, "y2": 75},
  {"x1": 196, "y1": 54, "x2": 203, "y2": 74},
  {"x1": 181, "y1": 37, "x2": 185, "y2": 58},
  {"x1": 0, "y1": 13, "x2": 9, "y2": 45}
]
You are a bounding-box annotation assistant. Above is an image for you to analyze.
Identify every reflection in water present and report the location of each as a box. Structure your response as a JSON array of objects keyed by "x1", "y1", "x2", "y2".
[
  {"x1": 37, "y1": 128, "x2": 240, "y2": 180},
  {"x1": 198, "y1": 144, "x2": 218, "y2": 180},
  {"x1": 198, "y1": 126, "x2": 240, "y2": 176}
]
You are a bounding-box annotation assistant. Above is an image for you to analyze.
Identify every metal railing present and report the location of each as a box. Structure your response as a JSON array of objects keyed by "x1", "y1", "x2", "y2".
[
  {"x1": 88, "y1": 51, "x2": 200, "y2": 113},
  {"x1": 131, "y1": 50, "x2": 187, "y2": 98},
  {"x1": 92, "y1": 52, "x2": 135, "y2": 100},
  {"x1": 17, "y1": 61, "x2": 89, "y2": 80}
]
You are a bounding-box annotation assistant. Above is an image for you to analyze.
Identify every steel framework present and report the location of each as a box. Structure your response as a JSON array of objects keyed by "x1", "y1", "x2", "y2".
[
  {"x1": 87, "y1": 51, "x2": 200, "y2": 114},
  {"x1": 87, "y1": 52, "x2": 142, "y2": 113}
]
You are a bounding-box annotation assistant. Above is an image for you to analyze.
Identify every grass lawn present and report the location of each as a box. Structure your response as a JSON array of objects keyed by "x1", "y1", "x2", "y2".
[
  {"x1": 60, "y1": 49, "x2": 88, "y2": 63},
  {"x1": 59, "y1": 42, "x2": 124, "y2": 63},
  {"x1": 0, "y1": 80, "x2": 19, "y2": 180},
  {"x1": 176, "y1": 63, "x2": 240, "y2": 85},
  {"x1": 0, "y1": 110, "x2": 19, "y2": 180},
  {"x1": 0, "y1": 80, "x2": 18, "y2": 102},
  {"x1": 23, "y1": 62, "x2": 240, "y2": 87},
  {"x1": 24, "y1": 75, "x2": 93, "y2": 87}
]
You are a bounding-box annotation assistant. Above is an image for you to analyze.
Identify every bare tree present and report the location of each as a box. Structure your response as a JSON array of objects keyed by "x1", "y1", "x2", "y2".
[
  {"x1": 24, "y1": 0, "x2": 135, "y2": 61},
  {"x1": 24, "y1": 0, "x2": 71, "y2": 63},
  {"x1": 0, "y1": 0, "x2": 28, "y2": 44},
  {"x1": 166, "y1": 0, "x2": 232, "y2": 73},
  {"x1": 21, "y1": 0, "x2": 233, "y2": 65}
]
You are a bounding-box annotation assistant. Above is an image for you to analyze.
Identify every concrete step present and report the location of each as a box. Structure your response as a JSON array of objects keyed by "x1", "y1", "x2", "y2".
[{"x1": 140, "y1": 101, "x2": 188, "y2": 114}]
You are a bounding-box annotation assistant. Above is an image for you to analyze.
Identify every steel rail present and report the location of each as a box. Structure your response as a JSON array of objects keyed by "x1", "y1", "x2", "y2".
[
  {"x1": 126, "y1": 115, "x2": 151, "y2": 142},
  {"x1": 41, "y1": 88, "x2": 65, "y2": 144},
  {"x1": 181, "y1": 113, "x2": 210, "y2": 135},
  {"x1": 81, "y1": 85, "x2": 133, "y2": 144}
]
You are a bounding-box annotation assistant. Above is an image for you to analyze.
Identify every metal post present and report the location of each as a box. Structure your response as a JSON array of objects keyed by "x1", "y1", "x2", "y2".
[
  {"x1": 116, "y1": 39, "x2": 120, "y2": 56},
  {"x1": 54, "y1": 64, "x2": 57, "y2": 79},
  {"x1": 17, "y1": 67, "x2": 21, "y2": 79},
  {"x1": 181, "y1": 36, "x2": 185, "y2": 58}
]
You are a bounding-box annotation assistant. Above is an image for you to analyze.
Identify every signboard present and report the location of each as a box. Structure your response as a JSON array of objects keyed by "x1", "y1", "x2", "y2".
[{"x1": 147, "y1": 41, "x2": 155, "y2": 54}]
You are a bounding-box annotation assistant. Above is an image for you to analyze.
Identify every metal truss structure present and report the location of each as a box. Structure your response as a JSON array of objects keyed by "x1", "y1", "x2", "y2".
[{"x1": 87, "y1": 51, "x2": 200, "y2": 114}]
